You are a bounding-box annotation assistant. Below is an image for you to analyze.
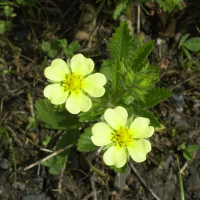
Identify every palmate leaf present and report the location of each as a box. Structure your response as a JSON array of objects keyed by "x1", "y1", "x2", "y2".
[
  {"x1": 133, "y1": 88, "x2": 172, "y2": 107},
  {"x1": 35, "y1": 98, "x2": 80, "y2": 130}
]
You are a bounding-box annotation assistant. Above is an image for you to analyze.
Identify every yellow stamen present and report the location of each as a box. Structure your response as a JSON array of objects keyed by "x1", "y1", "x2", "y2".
[
  {"x1": 61, "y1": 73, "x2": 84, "y2": 94},
  {"x1": 111, "y1": 127, "x2": 133, "y2": 148}
]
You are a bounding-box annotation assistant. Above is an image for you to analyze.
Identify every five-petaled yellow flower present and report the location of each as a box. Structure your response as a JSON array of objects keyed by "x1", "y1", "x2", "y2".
[
  {"x1": 44, "y1": 54, "x2": 106, "y2": 114},
  {"x1": 91, "y1": 106, "x2": 154, "y2": 168}
]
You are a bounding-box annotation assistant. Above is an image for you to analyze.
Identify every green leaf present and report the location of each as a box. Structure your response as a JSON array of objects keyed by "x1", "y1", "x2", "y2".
[
  {"x1": 113, "y1": 0, "x2": 130, "y2": 20},
  {"x1": 131, "y1": 41, "x2": 154, "y2": 72},
  {"x1": 49, "y1": 164, "x2": 62, "y2": 174},
  {"x1": 183, "y1": 37, "x2": 200, "y2": 51},
  {"x1": 185, "y1": 145, "x2": 200, "y2": 153},
  {"x1": 47, "y1": 49, "x2": 58, "y2": 58},
  {"x1": 109, "y1": 21, "x2": 133, "y2": 62},
  {"x1": 156, "y1": 0, "x2": 182, "y2": 12},
  {"x1": 178, "y1": 34, "x2": 190, "y2": 49},
  {"x1": 100, "y1": 59, "x2": 113, "y2": 82},
  {"x1": 59, "y1": 38, "x2": 68, "y2": 49},
  {"x1": 42, "y1": 130, "x2": 79, "y2": 175},
  {"x1": 42, "y1": 157, "x2": 56, "y2": 167},
  {"x1": 68, "y1": 42, "x2": 80, "y2": 52},
  {"x1": 183, "y1": 150, "x2": 193, "y2": 161},
  {"x1": 182, "y1": 47, "x2": 192, "y2": 60},
  {"x1": 35, "y1": 98, "x2": 80, "y2": 130},
  {"x1": 0, "y1": 20, "x2": 13, "y2": 35},
  {"x1": 42, "y1": 41, "x2": 51, "y2": 52},
  {"x1": 130, "y1": 106, "x2": 161, "y2": 127},
  {"x1": 79, "y1": 103, "x2": 105, "y2": 122},
  {"x1": 77, "y1": 127, "x2": 98, "y2": 152},
  {"x1": 135, "y1": 88, "x2": 172, "y2": 107}
]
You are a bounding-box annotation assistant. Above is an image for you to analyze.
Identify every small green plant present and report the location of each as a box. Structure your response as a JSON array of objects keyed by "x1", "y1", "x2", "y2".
[
  {"x1": 179, "y1": 34, "x2": 200, "y2": 64},
  {"x1": 178, "y1": 142, "x2": 200, "y2": 161},
  {"x1": 156, "y1": 0, "x2": 183, "y2": 12},
  {"x1": 0, "y1": 20, "x2": 13, "y2": 35},
  {"x1": 42, "y1": 39, "x2": 80, "y2": 58},
  {"x1": 26, "y1": 117, "x2": 37, "y2": 130},
  {"x1": 35, "y1": 21, "x2": 171, "y2": 174}
]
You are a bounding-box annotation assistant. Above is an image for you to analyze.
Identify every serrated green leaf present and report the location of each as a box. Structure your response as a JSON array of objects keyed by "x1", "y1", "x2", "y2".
[
  {"x1": 79, "y1": 102, "x2": 105, "y2": 122},
  {"x1": 156, "y1": 0, "x2": 182, "y2": 12},
  {"x1": 109, "y1": 21, "x2": 133, "y2": 62},
  {"x1": 77, "y1": 127, "x2": 98, "y2": 152},
  {"x1": 179, "y1": 34, "x2": 190, "y2": 49},
  {"x1": 183, "y1": 37, "x2": 200, "y2": 52},
  {"x1": 131, "y1": 41, "x2": 154, "y2": 72},
  {"x1": 130, "y1": 106, "x2": 161, "y2": 127},
  {"x1": 35, "y1": 98, "x2": 80, "y2": 130},
  {"x1": 185, "y1": 145, "x2": 200, "y2": 153},
  {"x1": 113, "y1": 0, "x2": 130, "y2": 20},
  {"x1": 183, "y1": 150, "x2": 193, "y2": 161},
  {"x1": 137, "y1": 88, "x2": 172, "y2": 107},
  {"x1": 100, "y1": 59, "x2": 113, "y2": 82}
]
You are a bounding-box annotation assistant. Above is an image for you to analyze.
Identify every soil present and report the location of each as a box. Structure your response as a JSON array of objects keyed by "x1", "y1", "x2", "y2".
[{"x1": 0, "y1": 0, "x2": 200, "y2": 200}]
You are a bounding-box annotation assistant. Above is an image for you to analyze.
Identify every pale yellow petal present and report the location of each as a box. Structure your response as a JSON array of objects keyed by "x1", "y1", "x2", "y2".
[
  {"x1": 127, "y1": 139, "x2": 151, "y2": 162},
  {"x1": 44, "y1": 59, "x2": 69, "y2": 81},
  {"x1": 70, "y1": 54, "x2": 94, "y2": 76},
  {"x1": 44, "y1": 84, "x2": 68, "y2": 105},
  {"x1": 91, "y1": 122, "x2": 112, "y2": 146},
  {"x1": 83, "y1": 73, "x2": 106, "y2": 97},
  {"x1": 103, "y1": 146, "x2": 127, "y2": 168},
  {"x1": 104, "y1": 106, "x2": 128, "y2": 130},
  {"x1": 66, "y1": 92, "x2": 92, "y2": 114},
  {"x1": 130, "y1": 117, "x2": 154, "y2": 138}
]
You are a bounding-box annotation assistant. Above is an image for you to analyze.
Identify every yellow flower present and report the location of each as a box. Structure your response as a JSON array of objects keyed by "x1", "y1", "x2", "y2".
[
  {"x1": 44, "y1": 54, "x2": 106, "y2": 114},
  {"x1": 91, "y1": 106, "x2": 154, "y2": 168}
]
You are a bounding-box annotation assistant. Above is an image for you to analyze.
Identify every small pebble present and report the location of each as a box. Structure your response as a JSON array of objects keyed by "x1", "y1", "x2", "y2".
[
  {"x1": 17, "y1": 183, "x2": 26, "y2": 191},
  {"x1": 0, "y1": 159, "x2": 9, "y2": 170},
  {"x1": 21, "y1": 193, "x2": 46, "y2": 200}
]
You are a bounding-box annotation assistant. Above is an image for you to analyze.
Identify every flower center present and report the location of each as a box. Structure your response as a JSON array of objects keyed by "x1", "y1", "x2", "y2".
[
  {"x1": 111, "y1": 127, "x2": 133, "y2": 148},
  {"x1": 61, "y1": 73, "x2": 84, "y2": 94}
]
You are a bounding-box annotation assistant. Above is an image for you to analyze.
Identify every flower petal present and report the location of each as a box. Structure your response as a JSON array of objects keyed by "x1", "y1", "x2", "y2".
[
  {"x1": 83, "y1": 73, "x2": 106, "y2": 97},
  {"x1": 44, "y1": 59, "x2": 69, "y2": 81},
  {"x1": 104, "y1": 106, "x2": 128, "y2": 130},
  {"x1": 130, "y1": 117, "x2": 154, "y2": 138},
  {"x1": 127, "y1": 139, "x2": 151, "y2": 162},
  {"x1": 103, "y1": 146, "x2": 127, "y2": 168},
  {"x1": 44, "y1": 84, "x2": 68, "y2": 104},
  {"x1": 70, "y1": 54, "x2": 94, "y2": 76},
  {"x1": 66, "y1": 92, "x2": 92, "y2": 114},
  {"x1": 91, "y1": 122, "x2": 112, "y2": 146}
]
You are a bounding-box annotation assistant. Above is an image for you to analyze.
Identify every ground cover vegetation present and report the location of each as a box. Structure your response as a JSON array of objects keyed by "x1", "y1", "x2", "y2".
[{"x1": 0, "y1": 0, "x2": 200, "y2": 199}]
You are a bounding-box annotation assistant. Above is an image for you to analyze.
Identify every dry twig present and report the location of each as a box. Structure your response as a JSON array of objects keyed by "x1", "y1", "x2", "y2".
[{"x1": 24, "y1": 144, "x2": 73, "y2": 171}]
